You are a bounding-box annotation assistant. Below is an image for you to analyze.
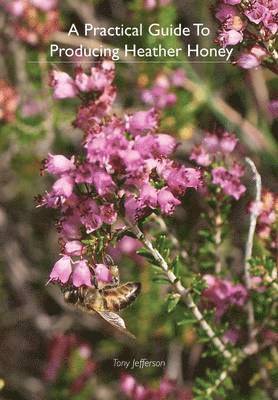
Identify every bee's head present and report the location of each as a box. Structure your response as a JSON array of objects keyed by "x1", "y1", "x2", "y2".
[{"x1": 61, "y1": 285, "x2": 79, "y2": 304}]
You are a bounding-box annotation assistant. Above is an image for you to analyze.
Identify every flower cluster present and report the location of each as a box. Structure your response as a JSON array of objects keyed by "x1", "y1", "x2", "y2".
[
  {"x1": 40, "y1": 60, "x2": 202, "y2": 287},
  {"x1": 190, "y1": 132, "x2": 246, "y2": 200},
  {"x1": 0, "y1": 80, "x2": 19, "y2": 123},
  {"x1": 249, "y1": 189, "x2": 277, "y2": 249},
  {"x1": 120, "y1": 374, "x2": 192, "y2": 400},
  {"x1": 51, "y1": 60, "x2": 116, "y2": 131},
  {"x1": 202, "y1": 274, "x2": 248, "y2": 320},
  {"x1": 43, "y1": 334, "x2": 96, "y2": 395},
  {"x1": 140, "y1": 69, "x2": 186, "y2": 110},
  {"x1": 0, "y1": 0, "x2": 59, "y2": 45},
  {"x1": 214, "y1": 0, "x2": 278, "y2": 70}
]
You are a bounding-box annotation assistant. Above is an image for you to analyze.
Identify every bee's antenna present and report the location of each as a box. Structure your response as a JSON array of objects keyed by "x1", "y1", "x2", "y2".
[{"x1": 103, "y1": 254, "x2": 114, "y2": 266}]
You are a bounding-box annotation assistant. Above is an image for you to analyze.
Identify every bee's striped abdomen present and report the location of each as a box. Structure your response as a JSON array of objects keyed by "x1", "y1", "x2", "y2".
[{"x1": 102, "y1": 282, "x2": 141, "y2": 312}]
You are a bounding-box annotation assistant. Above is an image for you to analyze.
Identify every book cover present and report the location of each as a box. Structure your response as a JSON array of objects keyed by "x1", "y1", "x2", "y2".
[{"x1": 0, "y1": 1, "x2": 277, "y2": 399}]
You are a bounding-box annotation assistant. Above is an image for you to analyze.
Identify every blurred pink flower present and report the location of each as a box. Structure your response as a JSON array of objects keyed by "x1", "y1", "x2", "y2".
[
  {"x1": 203, "y1": 275, "x2": 248, "y2": 319},
  {"x1": 237, "y1": 45, "x2": 267, "y2": 69},
  {"x1": 43, "y1": 334, "x2": 77, "y2": 382},
  {"x1": 30, "y1": 0, "x2": 57, "y2": 11},
  {"x1": 51, "y1": 71, "x2": 78, "y2": 99},
  {"x1": 223, "y1": 328, "x2": 240, "y2": 344},
  {"x1": 212, "y1": 165, "x2": 246, "y2": 199},
  {"x1": 268, "y1": 99, "x2": 278, "y2": 118},
  {"x1": 237, "y1": 53, "x2": 261, "y2": 69}
]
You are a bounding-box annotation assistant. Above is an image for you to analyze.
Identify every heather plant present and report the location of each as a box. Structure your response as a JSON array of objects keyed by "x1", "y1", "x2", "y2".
[
  {"x1": 214, "y1": 0, "x2": 278, "y2": 72},
  {"x1": 37, "y1": 60, "x2": 277, "y2": 399}
]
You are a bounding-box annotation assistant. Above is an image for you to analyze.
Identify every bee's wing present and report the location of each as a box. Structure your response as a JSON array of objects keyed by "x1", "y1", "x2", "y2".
[{"x1": 96, "y1": 310, "x2": 136, "y2": 339}]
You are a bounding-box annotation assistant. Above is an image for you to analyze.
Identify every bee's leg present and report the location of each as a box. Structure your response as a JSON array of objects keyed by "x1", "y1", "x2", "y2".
[
  {"x1": 100, "y1": 255, "x2": 120, "y2": 288},
  {"x1": 92, "y1": 275, "x2": 98, "y2": 289},
  {"x1": 110, "y1": 265, "x2": 120, "y2": 287},
  {"x1": 98, "y1": 265, "x2": 120, "y2": 289}
]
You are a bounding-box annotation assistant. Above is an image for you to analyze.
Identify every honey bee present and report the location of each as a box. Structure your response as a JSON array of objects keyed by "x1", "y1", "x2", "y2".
[{"x1": 61, "y1": 265, "x2": 141, "y2": 339}]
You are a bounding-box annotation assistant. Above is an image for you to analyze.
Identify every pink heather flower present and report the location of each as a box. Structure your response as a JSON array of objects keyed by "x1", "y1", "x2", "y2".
[
  {"x1": 139, "y1": 183, "x2": 158, "y2": 208},
  {"x1": 154, "y1": 134, "x2": 177, "y2": 156},
  {"x1": 120, "y1": 374, "x2": 137, "y2": 397},
  {"x1": 100, "y1": 204, "x2": 117, "y2": 225},
  {"x1": 52, "y1": 176, "x2": 74, "y2": 198},
  {"x1": 237, "y1": 45, "x2": 267, "y2": 69},
  {"x1": 127, "y1": 108, "x2": 158, "y2": 136},
  {"x1": 79, "y1": 200, "x2": 102, "y2": 233},
  {"x1": 121, "y1": 149, "x2": 143, "y2": 173},
  {"x1": 157, "y1": 188, "x2": 181, "y2": 215},
  {"x1": 44, "y1": 154, "x2": 75, "y2": 176},
  {"x1": 248, "y1": 200, "x2": 264, "y2": 216},
  {"x1": 219, "y1": 132, "x2": 238, "y2": 153},
  {"x1": 167, "y1": 167, "x2": 201, "y2": 195},
  {"x1": 203, "y1": 133, "x2": 219, "y2": 153},
  {"x1": 203, "y1": 275, "x2": 248, "y2": 319},
  {"x1": 72, "y1": 260, "x2": 91, "y2": 287},
  {"x1": 212, "y1": 166, "x2": 246, "y2": 200},
  {"x1": 117, "y1": 237, "x2": 142, "y2": 255},
  {"x1": 30, "y1": 0, "x2": 57, "y2": 11},
  {"x1": 141, "y1": 74, "x2": 177, "y2": 109},
  {"x1": 92, "y1": 170, "x2": 115, "y2": 196},
  {"x1": 223, "y1": 328, "x2": 240, "y2": 344},
  {"x1": 60, "y1": 214, "x2": 82, "y2": 240},
  {"x1": 125, "y1": 196, "x2": 145, "y2": 223},
  {"x1": 170, "y1": 69, "x2": 186, "y2": 87},
  {"x1": 190, "y1": 145, "x2": 211, "y2": 166},
  {"x1": 244, "y1": 3, "x2": 269, "y2": 24},
  {"x1": 49, "y1": 256, "x2": 72, "y2": 284},
  {"x1": 64, "y1": 240, "x2": 84, "y2": 256},
  {"x1": 237, "y1": 53, "x2": 261, "y2": 69},
  {"x1": 184, "y1": 168, "x2": 202, "y2": 188},
  {"x1": 5, "y1": 0, "x2": 25, "y2": 16},
  {"x1": 89, "y1": 61, "x2": 115, "y2": 91},
  {"x1": 215, "y1": 4, "x2": 237, "y2": 22},
  {"x1": 262, "y1": 13, "x2": 278, "y2": 34},
  {"x1": 74, "y1": 70, "x2": 92, "y2": 92},
  {"x1": 143, "y1": 0, "x2": 171, "y2": 9},
  {"x1": 133, "y1": 134, "x2": 157, "y2": 158},
  {"x1": 21, "y1": 100, "x2": 43, "y2": 117},
  {"x1": 219, "y1": 29, "x2": 243, "y2": 47},
  {"x1": 51, "y1": 71, "x2": 78, "y2": 99},
  {"x1": 250, "y1": 45, "x2": 267, "y2": 59},
  {"x1": 95, "y1": 264, "x2": 113, "y2": 283}
]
